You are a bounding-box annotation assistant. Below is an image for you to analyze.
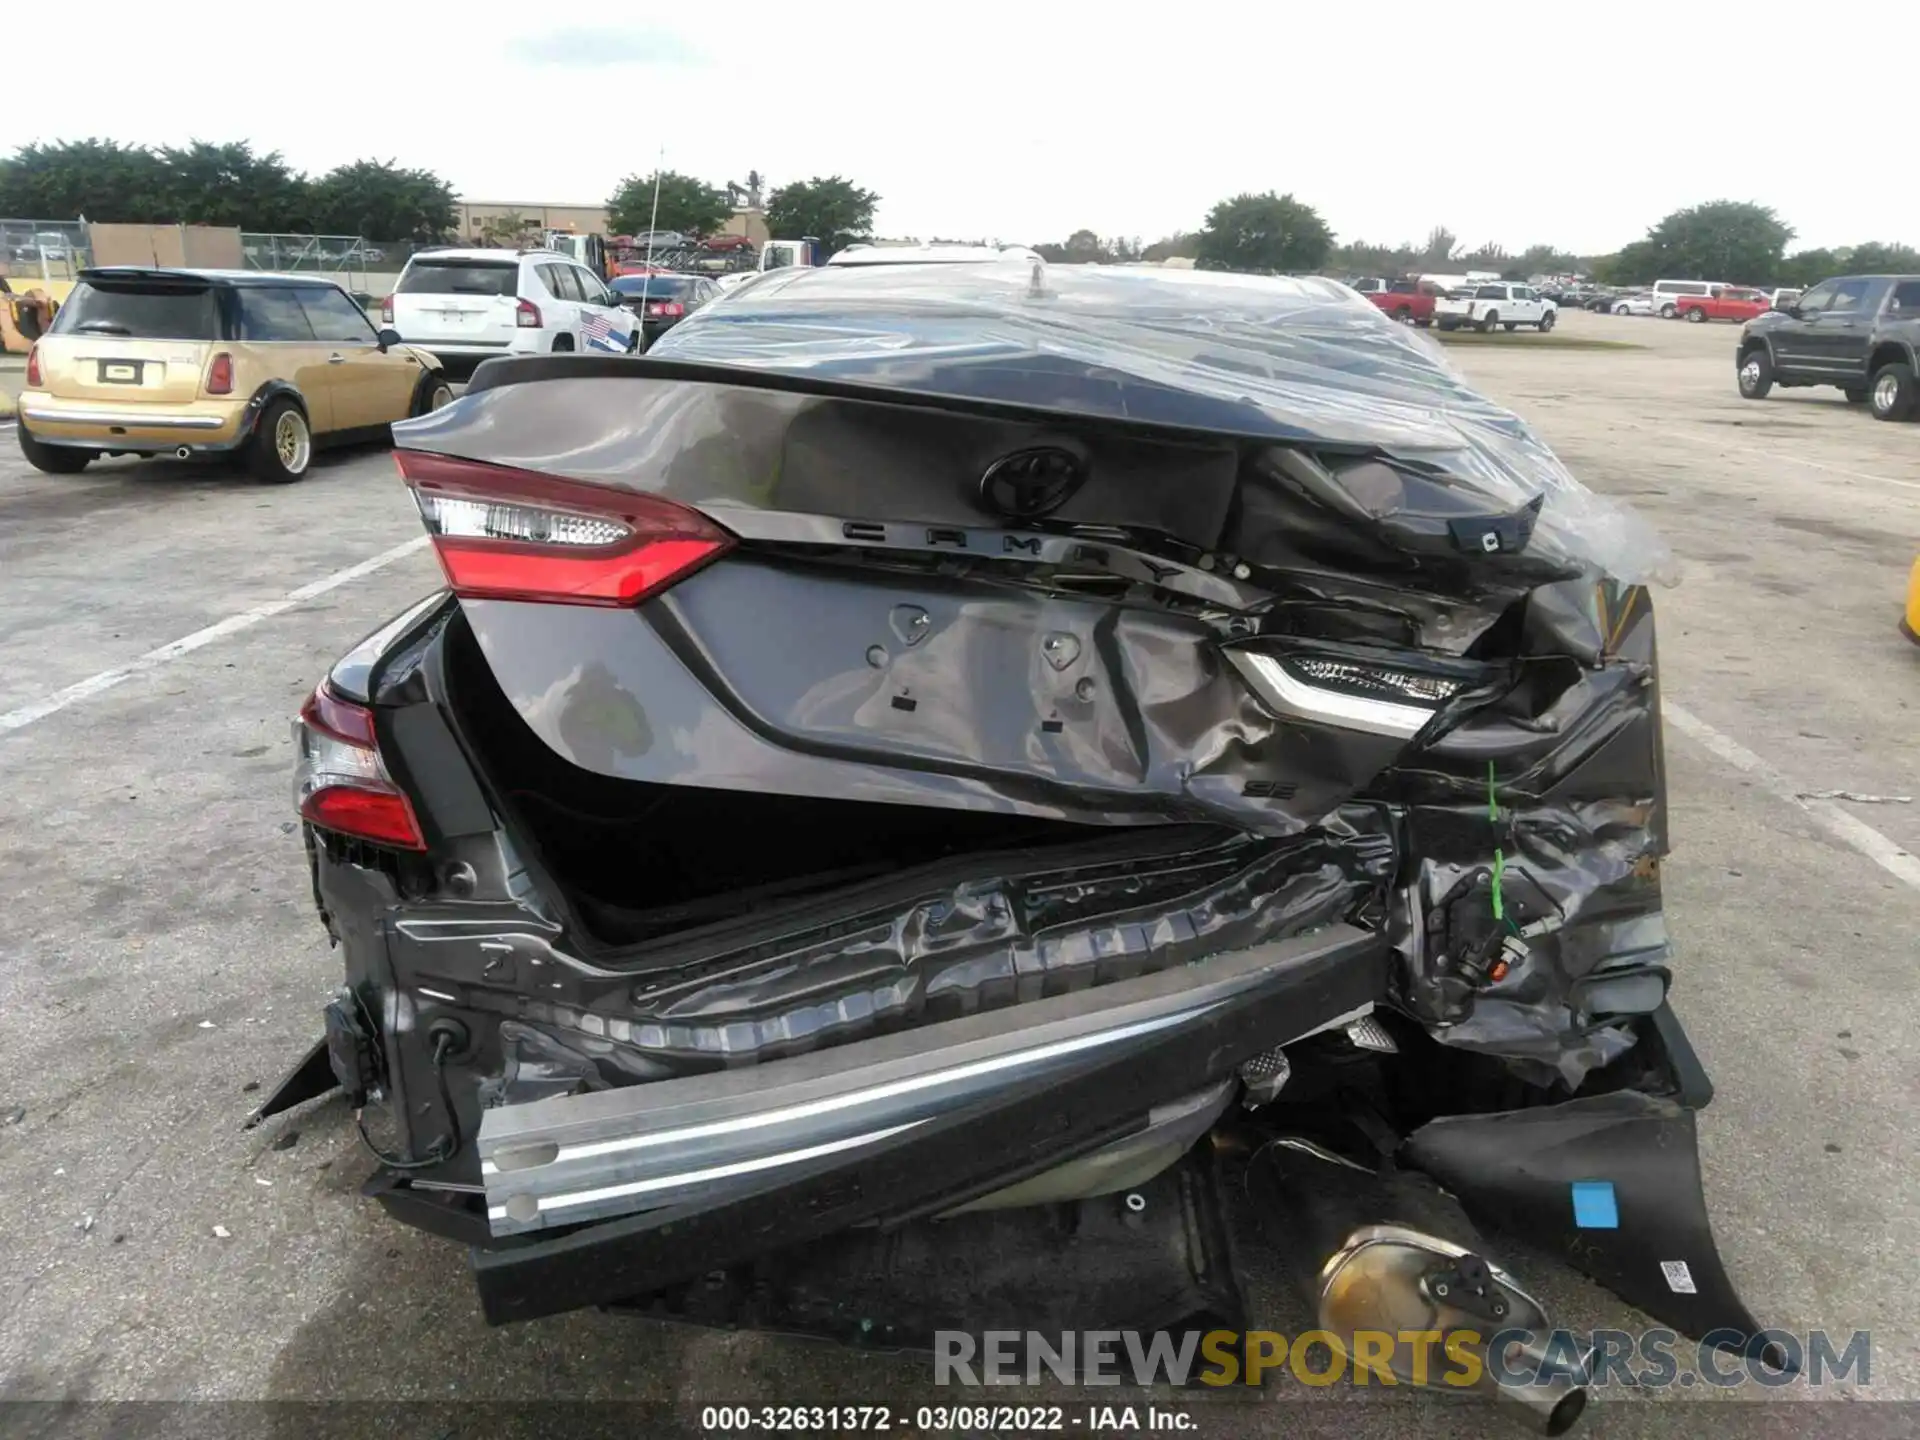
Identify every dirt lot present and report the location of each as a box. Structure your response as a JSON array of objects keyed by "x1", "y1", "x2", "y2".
[{"x1": 1, "y1": 311, "x2": 1916, "y2": 1438}]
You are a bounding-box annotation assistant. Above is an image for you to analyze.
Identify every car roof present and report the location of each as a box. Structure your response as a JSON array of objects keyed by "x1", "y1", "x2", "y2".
[
  {"x1": 77, "y1": 266, "x2": 347, "y2": 289},
  {"x1": 404, "y1": 248, "x2": 563, "y2": 264}
]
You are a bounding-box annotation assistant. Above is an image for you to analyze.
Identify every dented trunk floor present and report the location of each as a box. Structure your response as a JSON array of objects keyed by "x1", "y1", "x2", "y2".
[{"x1": 0, "y1": 314, "x2": 1916, "y2": 1437}]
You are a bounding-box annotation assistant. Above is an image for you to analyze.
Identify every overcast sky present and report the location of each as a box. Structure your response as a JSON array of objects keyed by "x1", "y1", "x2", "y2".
[{"x1": 7, "y1": 2, "x2": 1912, "y2": 254}]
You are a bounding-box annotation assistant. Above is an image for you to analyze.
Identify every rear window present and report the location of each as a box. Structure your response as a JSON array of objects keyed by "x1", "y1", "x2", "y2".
[
  {"x1": 52, "y1": 283, "x2": 220, "y2": 340},
  {"x1": 1475, "y1": 285, "x2": 1506, "y2": 299},
  {"x1": 396, "y1": 261, "x2": 519, "y2": 297},
  {"x1": 612, "y1": 275, "x2": 698, "y2": 298}
]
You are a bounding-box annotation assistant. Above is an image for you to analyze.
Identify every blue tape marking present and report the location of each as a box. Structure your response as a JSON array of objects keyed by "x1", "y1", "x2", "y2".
[{"x1": 1571, "y1": 1180, "x2": 1619, "y2": 1229}]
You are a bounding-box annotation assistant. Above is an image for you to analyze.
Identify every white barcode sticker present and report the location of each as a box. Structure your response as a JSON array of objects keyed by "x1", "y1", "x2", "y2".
[{"x1": 1661, "y1": 1260, "x2": 1697, "y2": 1294}]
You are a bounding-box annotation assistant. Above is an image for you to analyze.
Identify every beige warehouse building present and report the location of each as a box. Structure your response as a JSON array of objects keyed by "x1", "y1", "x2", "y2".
[{"x1": 455, "y1": 201, "x2": 768, "y2": 245}]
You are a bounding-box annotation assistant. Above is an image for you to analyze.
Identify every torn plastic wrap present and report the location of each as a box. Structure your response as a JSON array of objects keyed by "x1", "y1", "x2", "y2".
[{"x1": 650, "y1": 260, "x2": 1678, "y2": 588}]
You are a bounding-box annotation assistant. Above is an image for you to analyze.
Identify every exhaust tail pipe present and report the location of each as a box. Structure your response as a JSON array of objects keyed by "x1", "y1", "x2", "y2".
[
  {"x1": 1252, "y1": 1138, "x2": 1590, "y2": 1435},
  {"x1": 174, "y1": 446, "x2": 192, "y2": 459}
]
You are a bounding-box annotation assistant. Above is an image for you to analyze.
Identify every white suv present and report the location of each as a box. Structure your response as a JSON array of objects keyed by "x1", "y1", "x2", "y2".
[{"x1": 382, "y1": 248, "x2": 640, "y2": 375}]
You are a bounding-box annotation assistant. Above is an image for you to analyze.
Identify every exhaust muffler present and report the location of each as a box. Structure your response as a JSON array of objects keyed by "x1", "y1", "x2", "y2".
[{"x1": 1254, "y1": 1138, "x2": 1590, "y2": 1435}]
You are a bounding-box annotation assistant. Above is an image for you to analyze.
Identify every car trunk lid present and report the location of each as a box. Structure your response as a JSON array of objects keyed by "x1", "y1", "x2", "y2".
[{"x1": 390, "y1": 366, "x2": 1556, "y2": 837}]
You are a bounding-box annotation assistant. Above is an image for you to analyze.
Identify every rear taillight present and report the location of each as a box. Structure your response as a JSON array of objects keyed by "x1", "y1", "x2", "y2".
[
  {"x1": 644, "y1": 301, "x2": 685, "y2": 318},
  {"x1": 380, "y1": 294, "x2": 395, "y2": 325},
  {"x1": 207, "y1": 352, "x2": 234, "y2": 395},
  {"x1": 293, "y1": 686, "x2": 425, "y2": 850},
  {"x1": 25, "y1": 343, "x2": 42, "y2": 388},
  {"x1": 515, "y1": 298, "x2": 542, "y2": 328},
  {"x1": 395, "y1": 451, "x2": 733, "y2": 606}
]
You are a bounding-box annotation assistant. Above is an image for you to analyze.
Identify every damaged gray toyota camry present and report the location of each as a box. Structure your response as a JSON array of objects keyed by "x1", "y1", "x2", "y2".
[{"x1": 261, "y1": 259, "x2": 1778, "y2": 1431}]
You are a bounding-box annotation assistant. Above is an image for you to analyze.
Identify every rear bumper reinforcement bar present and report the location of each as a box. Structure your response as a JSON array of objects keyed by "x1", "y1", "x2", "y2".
[{"x1": 471, "y1": 922, "x2": 1388, "y2": 1323}]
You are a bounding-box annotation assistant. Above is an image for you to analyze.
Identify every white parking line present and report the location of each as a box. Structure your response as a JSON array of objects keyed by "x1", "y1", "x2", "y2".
[
  {"x1": 1618, "y1": 419, "x2": 1920, "y2": 493},
  {"x1": 1666, "y1": 702, "x2": 1920, "y2": 892},
  {"x1": 0, "y1": 536, "x2": 430, "y2": 736}
]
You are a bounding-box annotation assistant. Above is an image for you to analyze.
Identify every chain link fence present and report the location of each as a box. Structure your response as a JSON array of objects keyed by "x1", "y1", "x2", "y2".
[{"x1": 1, "y1": 219, "x2": 91, "y2": 281}]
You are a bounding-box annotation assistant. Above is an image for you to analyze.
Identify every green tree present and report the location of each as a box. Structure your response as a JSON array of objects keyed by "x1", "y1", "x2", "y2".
[
  {"x1": 1517, "y1": 243, "x2": 1584, "y2": 277},
  {"x1": 607, "y1": 170, "x2": 730, "y2": 238},
  {"x1": 0, "y1": 138, "x2": 170, "y2": 221},
  {"x1": 1844, "y1": 241, "x2": 1920, "y2": 275},
  {"x1": 1419, "y1": 226, "x2": 1458, "y2": 267},
  {"x1": 1596, "y1": 239, "x2": 1667, "y2": 286},
  {"x1": 1778, "y1": 248, "x2": 1841, "y2": 287},
  {"x1": 1143, "y1": 231, "x2": 1200, "y2": 263},
  {"x1": 155, "y1": 141, "x2": 308, "y2": 231},
  {"x1": 1194, "y1": 192, "x2": 1333, "y2": 275},
  {"x1": 763, "y1": 175, "x2": 879, "y2": 257},
  {"x1": 308, "y1": 159, "x2": 457, "y2": 243},
  {"x1": 1639, "y1": 200, "x2": 1794, "y2": 284},
  {"x1": 1334, "y1": 239, "x2": 1406, "y2": 277},
  {"x1": 1033, "y1": 230, "x2": 1145, "y2": 265}
]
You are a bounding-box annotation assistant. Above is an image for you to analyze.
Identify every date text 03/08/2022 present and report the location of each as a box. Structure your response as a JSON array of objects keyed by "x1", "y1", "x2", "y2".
[{"x1": 699, "y1": 1406, "x2": 1193, "y2": 1432}]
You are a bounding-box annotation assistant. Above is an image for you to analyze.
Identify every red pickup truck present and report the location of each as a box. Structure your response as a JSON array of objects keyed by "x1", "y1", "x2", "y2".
[
  {"x1": 1362, "y1": 278, "x2": 1441, "y2": 326},
  {"x1": 1676, "y1": 287, "x2": 1773, "y2": 323}
]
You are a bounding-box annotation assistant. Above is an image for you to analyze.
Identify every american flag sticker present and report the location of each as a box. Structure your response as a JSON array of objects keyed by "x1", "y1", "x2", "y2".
[{"x1": 582, "y1": 312, "x2": 627, "y2": 353}]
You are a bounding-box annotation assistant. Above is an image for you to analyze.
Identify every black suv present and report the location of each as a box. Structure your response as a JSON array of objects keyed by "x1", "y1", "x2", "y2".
[{"x1": 1736, "y1": 274, "x2": 1920, "y2": 420}]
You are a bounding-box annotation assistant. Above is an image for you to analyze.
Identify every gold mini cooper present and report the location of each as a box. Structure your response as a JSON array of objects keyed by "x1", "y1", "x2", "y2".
[{"x1": 15, "y1": 267, "x2": 451, "y2": 482}]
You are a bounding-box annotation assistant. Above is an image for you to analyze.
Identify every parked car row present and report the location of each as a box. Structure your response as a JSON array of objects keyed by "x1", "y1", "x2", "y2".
[
  {"x1": 6, "y1": 247, "x2": 735, "y2": 483},
  {"x1": 1347, "y1": 277, "x2": 1558, "y2": 333}
]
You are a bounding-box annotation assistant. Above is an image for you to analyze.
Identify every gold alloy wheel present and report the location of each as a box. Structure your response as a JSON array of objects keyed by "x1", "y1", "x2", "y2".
[{"x1": 276, "y1": 409, "x2": 311, "y2": 474}]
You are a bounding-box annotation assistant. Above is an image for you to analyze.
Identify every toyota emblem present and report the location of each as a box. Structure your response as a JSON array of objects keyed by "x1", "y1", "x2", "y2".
[{"x1": 978, "y1": 447, "x2": 1086, "y2": 520}]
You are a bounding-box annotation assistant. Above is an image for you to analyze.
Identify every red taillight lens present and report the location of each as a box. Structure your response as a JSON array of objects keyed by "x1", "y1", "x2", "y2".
[
  {"x1": 293, "y1": 687, "x2": 425, "y2": 850},
  {"x1": 25, "y1": 342, "x2": 42, "y2": 388},
  {"x1": 644, "y1": 301, "x2": 685, "y2": 318},
  {"x1": 380, "y1": 294, "x2": 395, "y2": 325},
  {"x1": 515, "y1": 298, "x2": 542, "y2": 328},
  {"x1": 207, "y1": 352, "x2": 234, "y2": 395},
  {"x1": 395, "y1": 451, "x2": 733, "y2": 606},
  {"x1": 303, "y1": 787, "x2": 426, "y2": 850},
  {"x1": 306, "y1": 683, "x2": 378, "y2": 746}
]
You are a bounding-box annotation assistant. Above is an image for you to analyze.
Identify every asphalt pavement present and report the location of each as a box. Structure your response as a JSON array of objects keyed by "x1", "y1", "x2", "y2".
[{"x1": 0, "y1": 313, "x2": 1916, "y2": 1438}]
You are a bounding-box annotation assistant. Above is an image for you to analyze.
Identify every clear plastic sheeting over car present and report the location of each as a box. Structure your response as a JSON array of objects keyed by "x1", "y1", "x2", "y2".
[{"x1": 659, "y1": 261, "x2": 1677, "y2": 587}]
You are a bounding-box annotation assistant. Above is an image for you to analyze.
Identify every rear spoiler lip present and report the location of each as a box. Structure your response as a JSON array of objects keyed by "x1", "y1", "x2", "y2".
[{"x1": 452, "y1": 351, "x2": 1376, "y2": 458}]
